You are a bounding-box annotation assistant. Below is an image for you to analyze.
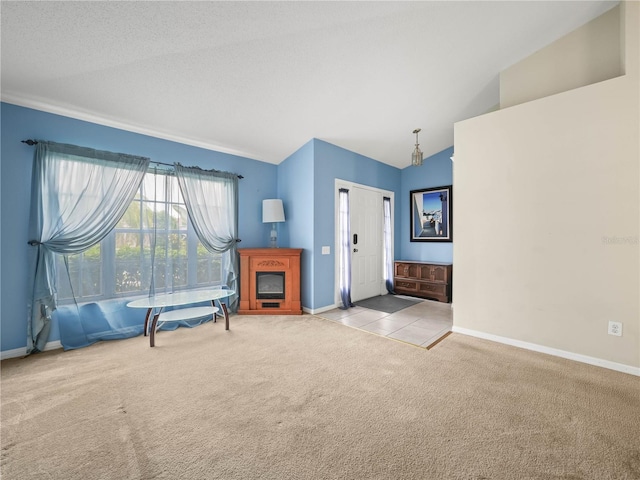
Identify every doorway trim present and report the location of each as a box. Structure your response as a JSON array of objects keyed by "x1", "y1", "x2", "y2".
[{"x1": 334, "y1": 179, "x2": 395, "y2": 307}]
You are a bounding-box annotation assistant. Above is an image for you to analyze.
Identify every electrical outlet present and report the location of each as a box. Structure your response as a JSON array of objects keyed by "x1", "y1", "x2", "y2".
[{"x1": 608, "y1": 321, "x2": 622, "y2": 337}]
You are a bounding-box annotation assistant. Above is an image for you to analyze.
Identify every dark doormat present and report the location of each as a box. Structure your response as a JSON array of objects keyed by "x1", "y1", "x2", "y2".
[{"x1": 355, "y1": 294, "x2": 421, "y2": 314}]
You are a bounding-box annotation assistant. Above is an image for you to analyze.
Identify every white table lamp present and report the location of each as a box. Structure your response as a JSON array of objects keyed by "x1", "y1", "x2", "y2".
[{"x1": 262, "y1": 199, "x2": 285, "y2": 248}]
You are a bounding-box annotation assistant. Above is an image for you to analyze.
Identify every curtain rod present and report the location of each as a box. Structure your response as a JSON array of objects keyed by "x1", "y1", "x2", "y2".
[{"x1": 21, "y1": 139, "x2": 244, "y2": 179}]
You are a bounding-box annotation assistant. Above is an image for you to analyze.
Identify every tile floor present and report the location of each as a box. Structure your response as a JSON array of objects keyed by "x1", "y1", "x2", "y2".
[{"x1": 317, "y1": 296, "x2": 453, "y2": 349}]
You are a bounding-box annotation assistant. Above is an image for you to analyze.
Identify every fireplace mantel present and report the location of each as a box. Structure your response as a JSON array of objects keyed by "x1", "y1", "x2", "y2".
[{"x1": 238, "y1": 248, "x2": 302, "y2": 315}]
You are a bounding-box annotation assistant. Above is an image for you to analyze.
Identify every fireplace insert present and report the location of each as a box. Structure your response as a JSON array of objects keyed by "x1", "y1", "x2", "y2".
[{"x1": 256, "y1": 272, "x2": 285, "y2": 299}]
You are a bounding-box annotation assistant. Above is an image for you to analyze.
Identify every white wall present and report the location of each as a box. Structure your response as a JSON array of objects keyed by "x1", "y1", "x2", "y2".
[
  {"x1": 500, "y1": 4, "x2": 622, "y2": 109},
  {"x1": 453, "y1": 2, "x2": 639, "y2": 370}
]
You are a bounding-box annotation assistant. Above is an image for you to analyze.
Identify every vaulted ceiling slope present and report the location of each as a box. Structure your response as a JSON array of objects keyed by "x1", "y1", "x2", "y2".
[{"x1": 1, "y1": 1, "x2": 618, "y2": 168}]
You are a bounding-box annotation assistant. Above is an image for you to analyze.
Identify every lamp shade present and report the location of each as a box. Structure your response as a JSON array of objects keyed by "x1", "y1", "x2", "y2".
[{"x1": 262, "y1": 199, "x2": 285, "y2": 223}]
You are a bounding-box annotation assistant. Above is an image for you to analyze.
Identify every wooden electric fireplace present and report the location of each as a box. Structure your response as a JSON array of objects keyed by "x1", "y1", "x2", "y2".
[{"x1": 238, "y1": 248, "x2": 302, "y2": 315}]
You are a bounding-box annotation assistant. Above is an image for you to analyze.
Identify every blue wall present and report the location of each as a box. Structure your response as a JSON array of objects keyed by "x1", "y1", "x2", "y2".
[
  {"x1": 277, "y1": 140, "x2": 315, "y2": 307},
  {"x1": 1, "y1": 101, "x2": 454, "y2": 352},
  {"x1": 400, "y1": 146, "x2": 454, "y2": 262},
  {"x1": 0, "y1": 102, "x2": 277, "y2": 352},
  {"x1": 310, "y1": 139, "x2": 402, "y2": 310},
  {"x1": 277, "y1": 139, "x2": 403, "y2": 311}
]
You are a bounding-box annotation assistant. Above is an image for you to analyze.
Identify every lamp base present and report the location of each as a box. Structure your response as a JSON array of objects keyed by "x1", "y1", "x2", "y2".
[{"x1": 269, "y1": 225, "x2": 278, "y2": 248}]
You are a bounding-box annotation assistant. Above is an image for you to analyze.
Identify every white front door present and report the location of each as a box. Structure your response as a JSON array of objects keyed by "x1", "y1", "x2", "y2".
[{"x1": 350, "y1": 186, "x2": 383, "y2": 302}]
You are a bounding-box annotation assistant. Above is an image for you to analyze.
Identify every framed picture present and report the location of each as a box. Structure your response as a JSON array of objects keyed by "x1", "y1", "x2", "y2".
[{"x1": 410, "y1": 185, "x2": 452, "y2": 242}]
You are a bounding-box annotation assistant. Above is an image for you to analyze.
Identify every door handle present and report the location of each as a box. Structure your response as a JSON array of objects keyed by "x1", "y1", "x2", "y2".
[
  {"x1": 353, "y1": 248, "x2": 358, "y2": 253},
  {"x1": 353, "y1": 233, "x2": 358, "y2": 245}
]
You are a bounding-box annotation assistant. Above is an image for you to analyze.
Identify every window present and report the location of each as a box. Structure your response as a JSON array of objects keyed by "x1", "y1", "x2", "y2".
[
  {"x1": 56, "y1": 169, "x2": 222, "y2": 302},
  {"x1": 56, "y1": 244, "x2": 102, "y2": 300}
]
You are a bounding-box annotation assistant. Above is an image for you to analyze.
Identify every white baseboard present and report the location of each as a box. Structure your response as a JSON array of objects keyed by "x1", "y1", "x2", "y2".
[
  {"x1": 452, "y1": 326, "x2": 640, "y2": 377},
  {"x1": 1, "y1": 340, "x2": 63, "y2": 360},
  {"x1": 303, "y1": 304, "x2": 338, "y2": 315}
]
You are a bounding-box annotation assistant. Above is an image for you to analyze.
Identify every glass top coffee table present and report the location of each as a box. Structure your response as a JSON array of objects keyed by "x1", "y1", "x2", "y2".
[{"x1": 127, "y1": 289, "x2": 234, "y2": 347}]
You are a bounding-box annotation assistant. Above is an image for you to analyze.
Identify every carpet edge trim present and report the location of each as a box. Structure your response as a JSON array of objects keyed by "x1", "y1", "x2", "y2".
[{"x1": 312, "y1": 315, "x2": 428, "y2": 350}]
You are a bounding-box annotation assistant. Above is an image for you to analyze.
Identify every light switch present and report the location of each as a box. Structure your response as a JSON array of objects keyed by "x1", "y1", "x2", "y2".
[{"x1": 322, "y1": 246, "x2": 330, "y2": 255}]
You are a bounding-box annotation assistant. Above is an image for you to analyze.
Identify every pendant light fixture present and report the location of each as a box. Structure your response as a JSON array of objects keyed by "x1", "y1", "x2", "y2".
[{"x1": 411, "y1": 128, "x2": 423, "y2": 166}]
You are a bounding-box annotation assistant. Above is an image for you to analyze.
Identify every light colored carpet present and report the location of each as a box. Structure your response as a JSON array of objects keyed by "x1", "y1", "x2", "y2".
[{"x1": 2, "y1": 314, "x2": 639, "y2": 480}]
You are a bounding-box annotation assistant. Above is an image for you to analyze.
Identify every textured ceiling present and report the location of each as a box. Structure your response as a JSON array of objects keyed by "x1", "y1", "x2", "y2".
[{"x1": 1, "y1": 1, "x2": 618, "y2": 168}]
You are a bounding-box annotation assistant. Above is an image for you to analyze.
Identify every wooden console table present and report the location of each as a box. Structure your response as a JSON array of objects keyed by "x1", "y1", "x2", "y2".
[
  {"x1": 393, "y1": 261, "x2": 452, "y2": 303},
  {"x1": 238, "y1": 248, "x2": 302, "y2": 315}
]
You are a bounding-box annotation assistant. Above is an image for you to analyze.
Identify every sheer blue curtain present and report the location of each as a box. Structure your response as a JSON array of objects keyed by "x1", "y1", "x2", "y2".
[
  {"x1": 27, "y1": 141, "x2": 149, "y2": 353},
  {"x1": 338, "y1": 188, "x2": 354, "y2": 309},
  {"x1": 53, "y1": 167, "x2": 221, "y2": 351},
  {"x1": 174, "y1": 163, "x2": 240, "y2": 311},
  {"x1": 383, "y1": 196, "x2": 395, "y2": 294}
]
